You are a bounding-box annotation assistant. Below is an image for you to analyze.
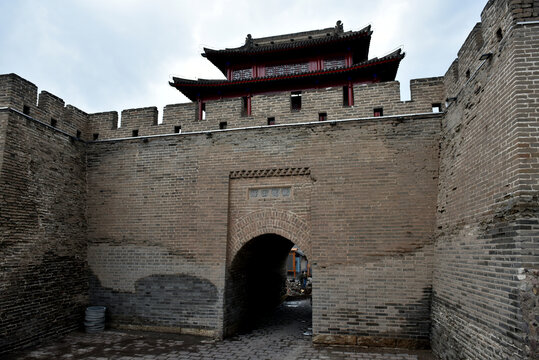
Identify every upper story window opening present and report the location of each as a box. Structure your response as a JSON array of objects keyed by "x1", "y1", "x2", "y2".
[
  {"x1": 174, "y1": 125, "x2": 182, "y2": 133},
  {"x1": 373, "y1": 107, "x2": 383, "y2": 117},
  {"x1": 432, "y1": 103, "x2": 442, "y2": 113},
  {"x1": 241, "y1": 96, "x2": 252, "y2": 117},
  {"x1": 343, "y1": 85, "x2": 354, "y2": 107},
  {"x1": 291, "y1": 91, "x2": 302, "y2": 112},
  {"x1": 319, "y1": 112, "x2": 327, "y2": 121},
  {"x1": 198, "y1": 101, "x2": 206, "y2": 121},
  {"x1": 267, "y1": 117, "x2": 276, "y2": 125}
]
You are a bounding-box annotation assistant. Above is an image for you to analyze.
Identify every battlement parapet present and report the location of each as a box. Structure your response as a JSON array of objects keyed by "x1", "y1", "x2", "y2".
[
  {"x1": 1, "y1": 73, "x2": 446, "y2": 142},
  {"x1": 0, "y1": 73, "x2": 38, "y2": 113},
  {"x1": 118, "y1": 107, "x2": 158, "y2": 138},
  {"x1": 445, "y1": 0, "x2": 539, "y2": 100},
  {"x1": 0, "y1": 73, "x2": 92, "y2": 140},
  {"x1": 88, "y1": 111, "x2": 118, "y2": 141},
  {"x1": 162, "y1": 103, "x2": 195, "y2": 134}
]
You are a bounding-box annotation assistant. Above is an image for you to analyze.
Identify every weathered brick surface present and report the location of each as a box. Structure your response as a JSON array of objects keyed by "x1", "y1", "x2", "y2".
[
  {"x1": 0, "y1": 109, "x2": 88, "y2": 355},
  {"x1": 432, "y1": 1, "x2": 539, "y2": 359},
  {"x1": 85, "y1": 114, "x2": 440, "y2": 342}
]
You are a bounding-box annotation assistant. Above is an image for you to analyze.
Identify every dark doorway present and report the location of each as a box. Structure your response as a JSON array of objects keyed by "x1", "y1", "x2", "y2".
[{"x1": 224, "y1": 234, "x2": 307, "y2": 336}]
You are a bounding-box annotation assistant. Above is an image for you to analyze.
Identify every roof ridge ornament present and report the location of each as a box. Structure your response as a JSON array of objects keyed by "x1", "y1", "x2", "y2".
[
  {"x1": 245, "y1": 34, "x2": 254, "y2": 48},
  {"x1": 335, "y1": 20, "x2": 344, "y2": 34}
]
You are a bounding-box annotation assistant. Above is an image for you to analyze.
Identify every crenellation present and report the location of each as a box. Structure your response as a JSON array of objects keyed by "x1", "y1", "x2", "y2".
[
  {"x1": 63, "y1": 105, "x2": 89, "y2": 141},
  {"x1": 0, "y1": 73, "x2": 38, "y2": 114},
  {"x1": 163, "y1": 102, "x2": 196, "y2": 133},
  {"x1": 88, "y1": 111, "x2": 118, "y2": 140},
  {"x1": 118, "y1": 106, "x2": 158, "y2": 137},
  {"x1": 409, "y1": 77, "x2": 445, "y2": 112},
  {"x1": 37, "y1": 90, "x2": 66, "y2": 128},
  {"x1": 0, "y1": 75, "x2": 448, "y2": 141}
]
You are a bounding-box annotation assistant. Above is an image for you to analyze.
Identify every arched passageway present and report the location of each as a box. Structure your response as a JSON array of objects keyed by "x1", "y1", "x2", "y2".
[{"x1": 224, "y1": 233, "x2": 309, "y2": 336}]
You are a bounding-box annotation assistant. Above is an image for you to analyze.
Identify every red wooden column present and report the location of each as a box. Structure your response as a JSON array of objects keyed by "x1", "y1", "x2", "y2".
[
  {"x1": 345, "y1": 53, "x2": 353, "y2": 67},
  {"x1": 252, "y1": 65, "x2": 265, "y2": 78}
]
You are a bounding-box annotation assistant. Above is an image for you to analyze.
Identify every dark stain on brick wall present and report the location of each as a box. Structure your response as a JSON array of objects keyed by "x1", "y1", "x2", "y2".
[
  {"x1": 0, "y1": 252, "x2": 89, "y2": 355},
  {"x1": 519, "y1": 269, "x2": 538, "y2": 360},
  {"x1": 430, "y1": 295, "x2": 466, "y2": 360},
  {"x1": 90, "y1": 273, "x2": 218, "y2": 330},
  {"x1": 432, "y1": 197, "x2": 538, "y2": 359}
]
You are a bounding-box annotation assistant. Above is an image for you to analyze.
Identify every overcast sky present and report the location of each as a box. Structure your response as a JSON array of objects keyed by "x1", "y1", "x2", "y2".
[{"x1": 1, "y1": 0, "x2": 487, "y2": 119}]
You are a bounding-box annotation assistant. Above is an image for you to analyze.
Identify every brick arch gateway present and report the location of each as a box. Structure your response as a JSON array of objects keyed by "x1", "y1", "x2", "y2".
[
  {"x1": 228, "y1": 209, "x2": 311, "y2": 265},
  {"x1": 223, "y1": 209, "x2": 312, "y2": 336}
]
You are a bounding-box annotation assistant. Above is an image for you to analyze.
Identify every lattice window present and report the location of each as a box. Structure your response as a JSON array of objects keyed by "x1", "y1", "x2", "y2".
[
  {"x1": 265, "y1": 63, "x2": 309, "y2": 77},
  {"x1": 232, "y1": 68, "x2": 253, "y2": 80},
  {"x1": 324, "y1": 57, "x2": 346, "y2": 70}
]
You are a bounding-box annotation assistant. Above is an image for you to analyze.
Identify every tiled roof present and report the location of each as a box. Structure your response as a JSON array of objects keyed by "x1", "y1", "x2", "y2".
[
  {"x1": 202, "y1": 24, "x2": 371, "y2": 56},
  {"x1": 170, "y1": 49, "x2": 404, "y2": 101}
]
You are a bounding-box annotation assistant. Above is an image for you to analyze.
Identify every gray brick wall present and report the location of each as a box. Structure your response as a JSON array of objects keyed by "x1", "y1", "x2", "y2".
[
  {"x1": 0, "y1": 110, "x2": 88, "y2": 355},
  {"x1": 85, "y1": 114, "x2": 440, "y2": 343},
  {"x1": 432, "y1": 1, "x2": 539, "y2": 359}
]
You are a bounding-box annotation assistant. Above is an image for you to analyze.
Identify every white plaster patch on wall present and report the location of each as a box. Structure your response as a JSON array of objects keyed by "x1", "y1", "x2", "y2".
[{"x1": 88, "y1": 244, "x2": 220, "y2": 292}]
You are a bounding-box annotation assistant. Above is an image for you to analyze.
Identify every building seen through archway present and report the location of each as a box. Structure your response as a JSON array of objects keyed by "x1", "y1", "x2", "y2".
[{"x1": 224, "y1": 234, "x2": 311, "y2": 336}]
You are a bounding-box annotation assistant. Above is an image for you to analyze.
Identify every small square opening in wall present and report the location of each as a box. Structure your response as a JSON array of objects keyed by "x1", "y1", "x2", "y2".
[
  {"x1": 319, "y1": 112, "x2": 327, "y2": 121},
  {"x1": 22, "y1": 105, "x2": 30, "y2": 115},
  {"x1": 373, "y1": 108, "x2": 383, "y2": 117},
  {"x1": 50, "y1": 118, "x2": 57, "y2": 127},
  {"x1": 267, "y1": 117, "x2": 275, "y2": 125},
  {"x1": 174, "y1": 125, "x2": 181, "y2": 133},
  {"x1": 76, "y1": 130, "x2": 81, "y2": 138},
  {"x1": 290, "y1": 91, "x2": 301, "y2": 112},
  {"x1": 132, "y1": 129, "x2": 139, "y2": 137},
  {"x1": 432, "y1": 103, "x2": 442, "y2": 113},
  {"x1": 93, "y1": 133, "x2": 99, "y2": 141},
  {"x1": 219, "y1": 121, "x2": 227, "y2": 129}
]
